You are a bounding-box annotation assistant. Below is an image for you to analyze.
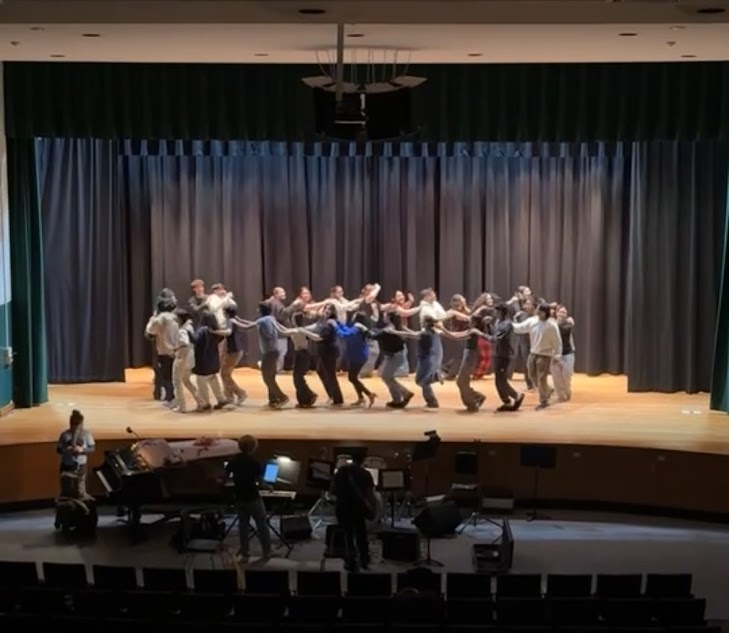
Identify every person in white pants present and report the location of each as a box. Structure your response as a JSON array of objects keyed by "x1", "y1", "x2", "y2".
[
  {"x1": 172, "y1": 309, "x2": 203, "y2": 413},
  {"x1": 551, "y1": 306, "x2": 575, "y2": 401}
]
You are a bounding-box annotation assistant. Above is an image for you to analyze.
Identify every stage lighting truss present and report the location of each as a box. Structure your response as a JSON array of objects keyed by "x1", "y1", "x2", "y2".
[{"x1": 301, "y1": 48, "x2": 427, "y2": 94}]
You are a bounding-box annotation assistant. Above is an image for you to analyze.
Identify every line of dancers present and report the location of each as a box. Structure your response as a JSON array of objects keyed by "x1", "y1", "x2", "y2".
[{"x1": 145, "y1": 281, "x2": 575, "y2": 414}]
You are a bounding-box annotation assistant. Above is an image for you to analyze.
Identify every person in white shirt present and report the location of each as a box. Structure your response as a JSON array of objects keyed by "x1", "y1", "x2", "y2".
[
  {"x1": 512, "y1": 303, "x2": 562, "y2": 410},
  {"x1": 398, "y1": 288, "x2": 448, "y2": 377},
  {"x1": 145, "y1": 299, "x2": 179, "y2": 406},
  {"x1": 171, "y1": 309, "x2": 203, "y2": 413},
  {"x1": 207, "y1": 283, "x2": 236, "y2": 329}
]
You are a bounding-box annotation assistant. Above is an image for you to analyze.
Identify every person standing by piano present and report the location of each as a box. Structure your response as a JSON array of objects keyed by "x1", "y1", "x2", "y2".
[
  {"x1": 56, "y1": 409, "x2": 95, "y2": 499},
  {"x1": 225, "y1": 435, "x2": 272, "y2": 562}
]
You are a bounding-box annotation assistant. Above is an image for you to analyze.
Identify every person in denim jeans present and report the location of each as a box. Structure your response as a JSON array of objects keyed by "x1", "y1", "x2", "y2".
[
  {"x1": 225, "y1": 435, "x2": 271, "y2": 561},
  {"x1": 372, "y1": 312, "x2": 414, "y2": 408}
]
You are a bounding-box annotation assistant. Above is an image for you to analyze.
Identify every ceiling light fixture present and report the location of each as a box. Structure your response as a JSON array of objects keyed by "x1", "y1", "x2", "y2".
[
  {"x1": 670, "y1": 25, "x2": 686, "y2": 31},
  {"x1": 467, "y1": 53, "x2": 483, "y2": 57},
  {"x1": 298, "y1": 8, "x2": 326, "y2": 14},
  {"x1": 681, "y1": 54, "x2": 697, "y2": 58},
  {"x1": 697, "y1": 7, "x2": 726, "y2": 14},
  {"x1": 347, "y1": 33, "x2": 365, "y2": 38},
  {"x1": 82, "y1": 33, "x2": 101, "y2": 38},
  {"x1": 29, "y1": 26, "x2": 45, "y2": 31},
  {"x1": 619, "y1": 32, "x2": 638, "y2": 37},
  {"x1": 50, "y1": 54, "x2": 65, "y2": 58},
  {"x1": 253, "y1": 53, "x2": 269, "y2": 57}
]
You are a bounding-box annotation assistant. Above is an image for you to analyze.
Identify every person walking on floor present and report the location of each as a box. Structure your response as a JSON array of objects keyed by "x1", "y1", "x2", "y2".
[
  {"x1": 337, "y1": 313, "x2": 377, "y2": 407},
  {"x1": 220, "y1": 303, "x2": 248, "y2": 406},
  {"x1": 171, "y1": 308, "x2": 203, "y2": 413},
  {"x1": 372, "y1": 311, "x2": 414, "y2": 409},
  {"x1": 225, "y1": 435, "x2": 272, "y2": 563},
  {"x1": 234, "y1": 302, "x2": 290, "y2": 408},
  {"x1": 490, "y1": 303, "x2": 525, "y2": 412},
  {"x1": 145, "y1": 296, "x2": 179, "y2": 407},
  {"x1": 193, "y1": 311, "x2": 230, "y2": 410},
  {"x1": 389, "y1": 316, "x2": 442, "y2": 408},
  {"x1": 512, "y1": 303, "x2": 562, "y2": 410},
  {"x1": 441, "y1": 315, "x2": 490, "y2": 412},
  {"x1": 551, "y1": 305, "x2": 575, "y2": 402}
]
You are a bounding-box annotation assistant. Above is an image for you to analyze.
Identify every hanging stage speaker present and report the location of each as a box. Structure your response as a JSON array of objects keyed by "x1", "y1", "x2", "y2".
[
  {"x1": 380, "y1": 528, "x2": 420, "y2": 562},
  {"x1": 412, "y1": 501, "x2": 462, "y2": 538},
  {"x1": 280, "y1": 515, "x2": 313, "y2": 541}
]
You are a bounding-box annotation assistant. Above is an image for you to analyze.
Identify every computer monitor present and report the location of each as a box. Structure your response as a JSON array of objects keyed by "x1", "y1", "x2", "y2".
[
  {"x1": 262, "y1": 462, "x2": 279, "y2": 485},
  {"x1": 274, "y1": 458, "x2": 301, "y2": 488},
  {"x1": 378, "y1": 469, "x2": 408, "y2": 491},
  {"x1": 306, "y1": 458, "x2": 334, "y2": 491}
]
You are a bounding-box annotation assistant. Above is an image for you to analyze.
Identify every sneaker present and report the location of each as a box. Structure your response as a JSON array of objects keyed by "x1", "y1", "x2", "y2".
[
  {"x1": 213, "y1": 400, "x2": 230, "y2": 410},
  {"x1": 512, "y1": 393, "x2": 525, "y2": 411},
  {"x1": 401, "y1": 392, "x2": 415, "y2": 408},
  {"x1": 496, "y1": 403, "x2": 512, "y2": 413},
  {"x1": 426, "y1": 400, "x2": 439, "y2": 409},
  {"x1": 236, "y1": 394, "x2": 248, "y2": 406},
  {"x1": 351, "y1": 398, "x2": 365, "y2": 407},
  {"x1": 535, "y1": 403, "x2": 549, "y2": 411},
  {"x1": 367, "y1": 393, "x2": 377, "y2": 408}
]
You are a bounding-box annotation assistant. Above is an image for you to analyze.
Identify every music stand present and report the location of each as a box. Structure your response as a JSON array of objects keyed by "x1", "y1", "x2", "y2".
[
  {"x1": 377, "y1": 469, "x2": 409, "y2": 528},
  {"x1": 520, "y1": 444, "x2": 556, "y2": 521},
  {"x1": 306, "y1": 458, "x2": 335, "y2": 529},
  {"x1": 411, "y1": 431, "x2": 443, "y2": 567}
]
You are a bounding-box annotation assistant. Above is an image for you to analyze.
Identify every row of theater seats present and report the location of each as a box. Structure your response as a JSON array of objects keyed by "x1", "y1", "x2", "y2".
[
  {"x1": 0, "y1": 561, "x2": 717, "y2": 633},
  {"x1": 0, "y1": 560, "x2": 705, "y2": 597}
]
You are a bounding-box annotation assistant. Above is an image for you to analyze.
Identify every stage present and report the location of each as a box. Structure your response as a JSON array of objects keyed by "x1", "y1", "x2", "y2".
[{"x1": 0, "y1": 368, "x2": 725, "y2": 455}]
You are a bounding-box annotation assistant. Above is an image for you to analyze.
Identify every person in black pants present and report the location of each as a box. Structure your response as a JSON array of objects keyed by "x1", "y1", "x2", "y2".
[
  {"x1": 331, "y1": 452, "x2": 377, "y2": 572},
  {"x1": 315, "y1": 304, "x2": 344, "y2": 406},
  {"x1": 287, "y1": 313, "x2": 320, "y2": 408},
  {"x1": 491, "y1": 303, "x2": 525, "y2": 412}
]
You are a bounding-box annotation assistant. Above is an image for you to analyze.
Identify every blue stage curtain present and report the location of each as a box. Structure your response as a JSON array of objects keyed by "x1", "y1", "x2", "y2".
[{"x1": 26, "y1": 139, "x2": 728, "y2": 395}]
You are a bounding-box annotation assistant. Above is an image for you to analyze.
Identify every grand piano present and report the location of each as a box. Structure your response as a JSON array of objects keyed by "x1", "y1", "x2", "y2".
[{"x1": 95, "y1": 437, "x2": 240, "y2": 540}]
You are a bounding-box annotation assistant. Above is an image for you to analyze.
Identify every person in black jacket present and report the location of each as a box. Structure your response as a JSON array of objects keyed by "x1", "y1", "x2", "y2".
[
  {"x1": 332, "y1": 452, "x2": 377, "y2": 572},
  {"x1": 491, "y1": 303, "x2": 525, "y2": 412}
]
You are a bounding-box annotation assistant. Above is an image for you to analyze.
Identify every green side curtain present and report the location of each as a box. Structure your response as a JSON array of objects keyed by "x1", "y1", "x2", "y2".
[
  {"x1": 4, "y1": 62, "x2": 729, "y2": 142},
  {"x1": 7, "y1": 138, "x2": 47, "y2": 407},
  {"x1": 710, "y1": 180, "x2": 729, "y2": 413}
]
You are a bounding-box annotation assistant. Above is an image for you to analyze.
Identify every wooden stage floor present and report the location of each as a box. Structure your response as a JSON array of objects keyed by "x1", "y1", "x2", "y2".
[{"x1": 1, "y1": 368, "x2": 727, "y2": 455}]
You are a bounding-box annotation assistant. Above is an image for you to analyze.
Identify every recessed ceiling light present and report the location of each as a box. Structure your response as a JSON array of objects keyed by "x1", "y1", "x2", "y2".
[
  {"x1": 670, "y1": 25, "x2": 686, "y2": 31},
  {"x1": 347, "y1": 33, "x2": 365, "y2": 38},
  {"x1": 467, "y1": 53, "x2": 483, "y2": 57},
  {"x1": 298, "y1": 8, "x2": 326, "y2": 14},
  {"x1": 50, "y1": 54, "x2": 65, "y2": 58},
  {"x1": 697, "y1": 7, "x2": 726, "y2": 14},
  {"x1": 681, "y1": 54, "x2": 697, "y2": 58},
  {"x1": 29, "y1": 26, "x2": 45, "y2": 31},
  {"x1": 253, "y1": 53, "x2": 269, "y2": 57},
  {"x1": 619, "y1": 32, "x2": 638, "y2": 37},
  {"x1": 82, "y1": 33, "x2": 101, "y2": 38}
]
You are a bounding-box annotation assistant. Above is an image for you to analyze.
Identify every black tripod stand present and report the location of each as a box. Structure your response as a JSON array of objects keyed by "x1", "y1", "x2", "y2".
[
  {"x1": 416, "y1": 463, "x2": 443, "y2": 568},
  {"x1": 525, "y1": 464, "x2": 551, "y2": 522},
  {"x1": 411, "y1": 431, "x2": 443, "y2": 568}
]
